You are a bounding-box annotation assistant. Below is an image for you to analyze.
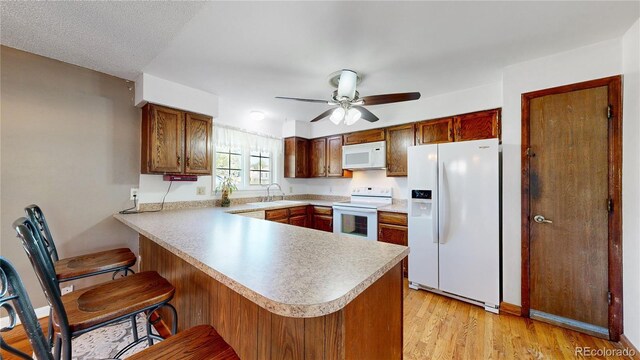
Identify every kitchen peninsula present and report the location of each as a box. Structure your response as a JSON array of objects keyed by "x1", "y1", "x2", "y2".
[{"x1": 115, "y1": 204, "x2": 408, "y2": 360}]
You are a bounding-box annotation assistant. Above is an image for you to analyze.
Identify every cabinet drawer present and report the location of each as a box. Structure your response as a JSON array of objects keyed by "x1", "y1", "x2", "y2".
[
  {"x1": 289, "y1": 206, "x2": 308, "y2": 216},
  {"x1": 378, "y1": 211, "x2": 407, "y2": 226},
  {"x1": 313, "y1": 206, "x2": 333, "y2": 215},
  {"x1": 273, "y1": 218, "x2": 289, "y2": 224},
  {"x1": 265, "y1": 208, "x2": 289, "y2": 220}
]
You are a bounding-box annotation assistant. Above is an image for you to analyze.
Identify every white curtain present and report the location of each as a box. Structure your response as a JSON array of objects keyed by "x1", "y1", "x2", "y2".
[{"x1": 213, "y1": 124, "x2": 282, "y2": 155}]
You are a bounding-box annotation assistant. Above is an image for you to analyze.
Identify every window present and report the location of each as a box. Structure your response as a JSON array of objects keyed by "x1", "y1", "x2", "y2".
[
  {"x1": 249, "y1": 151, "x2": 271, "y2": 185},
  {"x1": 215, "y1": 146, "x2": 242, "y2": 186}
]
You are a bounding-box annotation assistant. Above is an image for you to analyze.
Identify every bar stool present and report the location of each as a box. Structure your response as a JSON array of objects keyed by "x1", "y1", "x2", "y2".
[
  {"x1": 0, "y1": 257, "x2": 239, "y2": 360},
  {"x1": 25, "y1": 205, "x2": 137, "y2": 282},
  {"x1": 13, "y1": 217, "x2": 177, "y2": 360},
  {"x1": 25, "y1": 204, "x2": 139, "y2": 347}
]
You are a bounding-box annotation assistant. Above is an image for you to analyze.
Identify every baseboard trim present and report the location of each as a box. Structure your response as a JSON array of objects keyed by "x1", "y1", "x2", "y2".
[
  {"x1": 499, "y1": 302, "x2": 522, "y2": 316},
  {"x1": 0, "y1": 305, "x2": 49, "y2": 328},
  {"x1": 620, "y1": 334, "x2": 640, "y2": 360}
]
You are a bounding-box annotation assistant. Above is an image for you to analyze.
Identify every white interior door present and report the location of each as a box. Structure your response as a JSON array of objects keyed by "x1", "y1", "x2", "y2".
[
  {"x1": 437, "y1": 139, "x2": 500, "y2": 305},
  {"x1": 407, "y1": 145, "x2": 439, "y2": 288}
]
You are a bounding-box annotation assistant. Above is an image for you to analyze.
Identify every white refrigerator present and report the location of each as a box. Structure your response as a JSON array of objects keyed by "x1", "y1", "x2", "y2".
[{"x1": 407, "y1": 138, "x2": 500, "y2": 312}]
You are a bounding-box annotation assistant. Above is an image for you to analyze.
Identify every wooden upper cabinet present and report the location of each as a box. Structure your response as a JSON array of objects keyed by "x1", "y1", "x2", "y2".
[
  {"x1": 141, "y1": 103, "x2": 212, "y2": 175},
  {"x1": 284, "y1": 137, "x2": 309, "y2": 178},
  {"x1": 453, "y1": 109, "x2": 500, "y2": 142},
  {"x1": 142, "y1": 104, "x2": 185, "y2": 174},
  {"x1": 326, "y1": 135, "x2": 351, "y2": 177},
  {"x1": 415, "y1": 117, "x2": 453, "y2": 145},
  {"x1": 386, "y1": 124, "x2": 415, "y2": 177},
  {"x1": 185, "y1": 113, "x2": 213, "y2": 175},
  {"x1": 310, "y1": 138, "x2": 327, "y2": 177},
  {"x1": 343, "y1": 128, "x2": 385, "y2": 145}
]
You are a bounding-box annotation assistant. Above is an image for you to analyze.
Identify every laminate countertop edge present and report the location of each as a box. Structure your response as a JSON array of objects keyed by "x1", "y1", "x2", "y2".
[{"x1": 114, "y1": 212, "x2": 409, "y2": 318}]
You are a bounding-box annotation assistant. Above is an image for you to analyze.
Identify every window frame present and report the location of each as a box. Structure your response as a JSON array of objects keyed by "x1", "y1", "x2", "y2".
[{"x1": 248, "y1": 151, "x2": 272, "y2": 186}]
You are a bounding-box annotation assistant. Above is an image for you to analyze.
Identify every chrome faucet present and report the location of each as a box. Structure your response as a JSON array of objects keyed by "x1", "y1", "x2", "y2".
[{"x1": 265, "y1": 183, "x2": 285, "y2": 202}]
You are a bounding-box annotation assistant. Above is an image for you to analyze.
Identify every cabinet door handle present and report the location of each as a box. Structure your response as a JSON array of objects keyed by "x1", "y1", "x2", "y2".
[
  {"x1": 379, "y1": 229, "x2": 383, "y2": 239},
  {"x1": 186, "y1": 156, "x2": 190, "y2": 167},
  {"x1": 177, "y1": 154, "x2": 181, "y2": 166}
]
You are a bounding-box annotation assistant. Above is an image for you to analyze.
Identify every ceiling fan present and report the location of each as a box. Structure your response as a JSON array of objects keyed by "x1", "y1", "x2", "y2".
[{"x1": 275, "y1": 69, "x2": 421, "y2": 125}]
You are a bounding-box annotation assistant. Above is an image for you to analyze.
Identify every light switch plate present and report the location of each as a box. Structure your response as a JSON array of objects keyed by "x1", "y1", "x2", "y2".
[{"x1": 196, "y1": 186, "x2": 206, "y2": 195}]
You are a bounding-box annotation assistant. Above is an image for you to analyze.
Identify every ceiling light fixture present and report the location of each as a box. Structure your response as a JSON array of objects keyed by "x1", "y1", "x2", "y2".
[
  {"x1": 345, "y1": 108, "x2": 361, "y2": 126},
  {"x1": 330, "y1": 107, "x2": 346, "y2": 124},
  {"x1": 249, "y1": 111, "x2": 265, "y2": 121}
]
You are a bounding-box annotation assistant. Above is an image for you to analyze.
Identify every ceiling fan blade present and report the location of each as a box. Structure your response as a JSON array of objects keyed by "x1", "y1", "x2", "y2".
[
  {"x1": 361, "y1": 92, "x2": 421, "y2": 106},
  {"x1": 310, "y1": 108, "x2": 337, "y2": 122},
  {"x1": 275, "y1": 96, "x2": 329, "y2": 104},
  {"x1": 352, "y1": 106, "x2": 379, "y2": 122}
]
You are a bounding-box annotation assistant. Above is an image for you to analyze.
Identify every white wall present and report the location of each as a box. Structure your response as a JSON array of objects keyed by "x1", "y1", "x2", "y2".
[
  {"x1": 501, "y1": 39, "x2": 623, "y2": 306},
  {"x1": 622, "y1": 18, "x2": 640, "y2": 349},
  {"x1": 134, "y1": 73, "x2": 219, "y2": 117}
]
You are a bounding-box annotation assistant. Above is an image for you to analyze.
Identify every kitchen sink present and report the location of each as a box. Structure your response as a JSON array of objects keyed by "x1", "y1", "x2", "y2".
[{"x1": 245, "y1": 200, "x2": 305, "y2": 206}]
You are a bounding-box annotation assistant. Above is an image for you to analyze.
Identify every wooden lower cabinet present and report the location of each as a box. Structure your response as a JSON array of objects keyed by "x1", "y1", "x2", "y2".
[
  {"x1": 140, "y1": 236, "x2": 403, "y2": 360},
  {"x1": 289, "y1": 214, "x2": 308, "y2": 227},
  {"x1": 311, "y1": 206, "x2": 333, "y2": 232},
  {"x1": 378, "y1": 212, "x2": 408, "y2": 277}
]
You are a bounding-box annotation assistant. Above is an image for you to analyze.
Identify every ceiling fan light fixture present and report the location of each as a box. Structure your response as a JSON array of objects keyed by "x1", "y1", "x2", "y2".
[
  {"x1": 249, "y1": 111, "x2": 265, "y2": 121},
  {"x1": 345, "y1": 108, "x2": 361, "y2": 126},
  {"x1": 337, "y1": 69, "x2": 357, "y2": 100},
  {"x1": 330, "y1": 107, "x2": 345, "y2": 124}
]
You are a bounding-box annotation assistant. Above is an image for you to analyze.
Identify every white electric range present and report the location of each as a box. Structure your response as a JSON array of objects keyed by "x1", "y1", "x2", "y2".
[{"x1": 332, "y1": 187, "x2": 393, "y2": 241}]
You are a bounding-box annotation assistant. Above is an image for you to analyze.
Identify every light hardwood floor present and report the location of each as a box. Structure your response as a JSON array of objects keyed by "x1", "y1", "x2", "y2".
[
  {"x1": 3, "y1": 283, "x2": 634, "y2": 360},
  {"x1": 403, "y1": 281, "x2": 632, "y2": 359}
]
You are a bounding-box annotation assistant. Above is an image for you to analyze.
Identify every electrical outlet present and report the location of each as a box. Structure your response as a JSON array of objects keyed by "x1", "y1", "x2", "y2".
[
  {"x1": 196, "y1": 186, "x2": 206, "y2": 195},
  {"x1": 130, "y1": 188, "x2": 139, "y2": 200},
  {"x1": 61, "y1": 285, "x2": 74, "y2": 295}
]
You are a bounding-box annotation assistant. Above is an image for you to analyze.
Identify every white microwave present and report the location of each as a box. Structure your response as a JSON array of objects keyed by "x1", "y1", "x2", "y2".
[{"x1": 342, "y1": 141, "x2": 386, "y2": 170}]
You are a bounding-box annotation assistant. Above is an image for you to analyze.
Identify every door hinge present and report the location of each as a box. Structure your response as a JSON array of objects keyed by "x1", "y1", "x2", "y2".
[
  {"x1": 608, "y1": 291, "x2": 612, "y2": 305},
  {"x1": 607, "y1": 198, "x2": 613, "y2": 213},
  {"x1": 607, "y1": 105, "x2": 612, "y2": 120},
  {"x1": 526, "y1": 147, "x2": 535, "y2": 157}
]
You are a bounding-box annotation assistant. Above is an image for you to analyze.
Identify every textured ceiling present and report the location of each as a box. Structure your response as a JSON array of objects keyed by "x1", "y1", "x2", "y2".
[
  {"x1": 1, "y1": 1, "x2": 638, "y2": 124},
  {"x1": 0, "y1": 1, "x2": 205, "y2": 79}
]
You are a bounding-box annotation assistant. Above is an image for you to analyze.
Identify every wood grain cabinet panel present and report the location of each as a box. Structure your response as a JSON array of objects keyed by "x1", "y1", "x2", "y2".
[
  {"x1": 289, "y1": 215, "x2": 308, "y2": 227},
  {"x1": 185, "y1": 113, "x2": 213, "y2": 174},
  {"x1": 378, "y1": 212, "x2": 408, "y2": 277},
  {"x1": 327, "y1": 135, "x2": 351, "y2": 177},
  {"x1": 312, "y1": 206, "x2": 333, "y2": 216},
  {"x1": 142, "y1": 103, "x2": 213, "y2": 175},
  {"x1": 386, "y1": 124, "x2": 415, "y2": 177},
  {"x1": 310, "y1": 138, "x2": 327, "y2": 177},
  {"x1": 454, "y1": 109, "x2": 500, "y2": 141},
  {"x1": 415, "y1": 117, "x2": 453, "y2": 145},
  {"x1": 265, "y1": 208, "x2": 289, "y2": 221},
  {"x1": 284, "y1": 137, "x2": 309, "y2": 178},
  {"x1": 342, "y1": 128, "x2": 385, "y2": 145},
  {"x1": 142, "y1": 104, "x2": 185, "y2": 174}
]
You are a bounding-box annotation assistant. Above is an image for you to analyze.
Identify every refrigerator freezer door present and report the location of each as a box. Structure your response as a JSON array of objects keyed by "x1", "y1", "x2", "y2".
[
  {"x1": 407, "y1": 145, "x2": 439, "y2": 289},
  {"x1": 437, "y1": 138, "x2": 500, "y2": 305}
]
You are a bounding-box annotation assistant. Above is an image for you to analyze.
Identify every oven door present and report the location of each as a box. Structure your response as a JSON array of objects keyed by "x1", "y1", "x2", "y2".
[{"x1": 332, "y1": 206, "x2": 378, "y2": 241}]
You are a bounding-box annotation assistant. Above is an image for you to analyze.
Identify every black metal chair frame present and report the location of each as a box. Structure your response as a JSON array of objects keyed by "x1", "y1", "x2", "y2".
[
  {"x1": 0, "y1": 257, "x2": 53, "y2": 360},
  {"x1": 25, "y1": 205, "x2": 135, "y2": 282},
  {"x1": 25, "y1": 204, "x2": 137, "y2": 348},
  {"x1": 13, "y1": 217, "x2": 176, "y2": 360}
]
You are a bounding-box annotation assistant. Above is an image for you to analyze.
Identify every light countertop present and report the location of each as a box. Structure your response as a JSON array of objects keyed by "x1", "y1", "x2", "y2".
[{"x1": 114, "y1": 202, "x2": 408, "y2": 318}]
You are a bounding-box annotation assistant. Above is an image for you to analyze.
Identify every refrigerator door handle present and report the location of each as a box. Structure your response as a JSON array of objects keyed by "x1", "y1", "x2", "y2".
[{"x1": 439, "y1": 162, "x2": 449, "y2": 244}]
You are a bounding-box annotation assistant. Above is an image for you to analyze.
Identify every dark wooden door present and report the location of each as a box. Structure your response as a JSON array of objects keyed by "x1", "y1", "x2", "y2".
[
  {"x1": 148, "y1": 105, "x2": 184, "y2": 173},
  {"x1": 528, "y1": 86, "x2": 609, "y2": 334},
  {"x1": 415, "y1": 118, "x2": 453, "y2": 145},
  {"x1": 284, "y1": 137, "x2": 309, "y2": 178},
  {"x1": 326, "y1": 135, "x2": 344, "y2": 177},
  {"x1": 386, "y1": 124, "x2": 415, "y2": 176},
  {"x1": 185, "y1": 113, "x2": 212, "y2": 174},
  {"x1": 310, "y1": 138, "x2": 327, "y2": 177},
  {"x1": 454, "y1": 109, "x2": 500, "y2": 141},
  {"x1": 289, "y1": 215, "x2": 308, "y2": 228},
  {"x1": 378, "y1": 223, "x2": 408, "y2": 277},
  {"x1": 313, "y1": 215, "x2": 333, "y2": 232}
]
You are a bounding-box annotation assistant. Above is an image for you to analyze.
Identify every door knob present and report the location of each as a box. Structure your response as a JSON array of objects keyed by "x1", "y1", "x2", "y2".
[{"x1": 533, "y1": 215, "x2": 553, "y2": 224}]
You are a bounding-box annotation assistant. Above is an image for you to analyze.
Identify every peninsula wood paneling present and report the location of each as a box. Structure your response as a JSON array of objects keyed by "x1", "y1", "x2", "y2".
[{"x1": 139, "y1": 236, "x2": 402, "y2": 360}]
